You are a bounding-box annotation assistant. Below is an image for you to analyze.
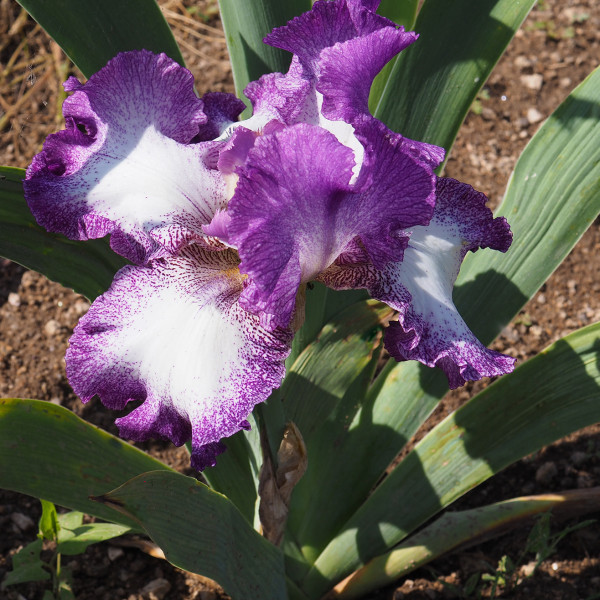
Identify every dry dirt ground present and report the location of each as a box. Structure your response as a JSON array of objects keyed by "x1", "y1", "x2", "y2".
[{"x1": 0, "y1": 0, "x2": 599, "y2": 599}]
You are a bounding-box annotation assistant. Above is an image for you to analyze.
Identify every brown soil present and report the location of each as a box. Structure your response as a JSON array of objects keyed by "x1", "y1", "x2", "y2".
[{"x1": 1, "y1": 0, "x2": 599, "y2": 599}]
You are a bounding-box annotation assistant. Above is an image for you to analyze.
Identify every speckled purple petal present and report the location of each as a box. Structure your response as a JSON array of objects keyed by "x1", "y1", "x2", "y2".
[
  {"x1": 243, "y1": 62, "x2": 313, "y2": 127},
  {"x1": 320, "y1": 177, "x2": 514, "y2": 388},
  {"x1": 227, "y1": 121, "x2": 435, "y2": 329},
  {"x1": 24, "y1": 51, "x2": 228, "y2": 263},
  {"x1": 66, "y1": 245, "x2": 291, "y2": 470},
  {"x1": 193, "y1": 92, "x2": 247, "y2": 142},
  {"x1": 264, "y1": 0, "x2": 396, "y2": 77},
  {"x1": 318, "y1": 27, "x2": 417, "y2": 123}
]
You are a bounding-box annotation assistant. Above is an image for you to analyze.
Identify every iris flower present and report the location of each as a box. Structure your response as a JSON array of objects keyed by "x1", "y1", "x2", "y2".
[{"x1": 24, "y1": 0, "x2": 514, "y2": 469}]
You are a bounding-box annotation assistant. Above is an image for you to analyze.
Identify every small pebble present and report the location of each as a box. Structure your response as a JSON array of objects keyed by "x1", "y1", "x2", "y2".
[
  {"x1": 535, "y1": 461, "x2": 558, "y2": 485},
  {"x1": 141, "y1": 577, "x2": 171, "y2": 600},
  {"x1": 481, "y1": 107, "x2": 496, "y2": 121},
  {"x1": 521, "y1": 481, "x2": 535, "y2": 495},
  {"x1": 20, "y1": 271, "x2": 37, "y2": 287},
  {"x1": 577, "y1": 473, "x2": 593, "y2": 488},
  {"x1": 130, "y1": 557, "x2": 146, "y2": 572},
  {"x1": 73, "y1": 299, "x2": 91, "y2": 316},
  {"x1": 514, "y1": 55, "x2": 533, "y2": 69},
  {"x1": 107, "y1": 546, "x2": 124, "y2": 561},
  {"x1": 44, "y1": 319, "x2": 62, "y2": 337},
  {"x1": 571, "y1": 451, "x2": 588, "y2": 466},
  {"x1": 560, "y1": 77, "x2": 572, "y2": 88},
  {"x1": 526, "y1": 107, "x2": 544, "y2": 124},
  {"x1": 529, "y1": 325, "x2": 543, "y2": 338},
  {"x1": 520, "y1": 73, "x2": 544, "y2": 91},
  {"x1": 11, "y1": 512, "x2": 35, "y2": 531},
  {"x1": 521, "y1": 561, "x2": 537, "y2": 577},
  {"x1": 7, "y1": 292, "x2": 20, "y2": 307}
]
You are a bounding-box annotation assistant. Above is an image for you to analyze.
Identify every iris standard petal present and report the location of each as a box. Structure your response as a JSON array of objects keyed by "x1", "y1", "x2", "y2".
[
  {"x1": 25, "y1": 50, "x2": 231, "y2": 264},
  {"x1": 227, "y1": 121, "x2": 435, "y2": 329},
  {"x1": 318, "y1": 27, "x2": 417, "y2": 124},
  {"x1": 264, "y1": 0, "x2": 397, "y2": 77},
  {"x1": 66, "y1": 245, "x2": 292, "y2": 470}
]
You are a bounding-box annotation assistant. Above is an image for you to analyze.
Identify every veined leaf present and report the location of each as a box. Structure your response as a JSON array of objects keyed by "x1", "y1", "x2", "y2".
[
  {"x1": 377, "y1": 0, "x2": 419, "y2": 28},
  {"x1": 1, "y1": 538, "x2": 49, "y2": 588},
  {"x1": 331, "y1": 488, "x2": 600, "y2": 599},
  {"x1": 374, "y1": 0, "x2": 535, "y2": 160},
  {"x1": 282, "y1": 300, "x2": 391, "y2": 442},
  {"x1": 95, "y1": 470, "x2": 287, "y2": 599},
  {"x1": 303, "y1": 322, "x2": 600, "y2": 595},
  {"x1": 16, "y1": 0, "x2": 184, "y2": 78},
  {"x1": 369, "y1": 0, "x2": 420, "y2": 110},
  {"x1": 0, "y1": 398, "x2": 172, "y2": 529},
  {"x1": 295, "y1": 63, "x2": 600, "y2": 576},
  {"x1": 286, "y1": 331, "x2": 384, "y2": 568},
  {"x1": 456, "y1": 64, "x2": 600, "y2": 344},
  {"x1": 0, "y1": 167, "x2": 127, "y2": 300},
  {"x1": 218, "y1": 0, "x2": 311, "y2": 102},
  {"x1": 202, "y1": 412, "x2": 262, "y2": 527}
]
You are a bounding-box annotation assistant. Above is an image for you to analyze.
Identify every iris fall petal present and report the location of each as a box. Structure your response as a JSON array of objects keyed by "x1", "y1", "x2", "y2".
[{"x1": 66, "y1": 245, "x2": 292, "y2": 469}]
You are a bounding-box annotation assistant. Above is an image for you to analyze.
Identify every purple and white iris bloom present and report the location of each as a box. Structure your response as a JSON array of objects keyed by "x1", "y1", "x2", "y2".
[{"x1": 24, "y1": 0, "x2": 514, "y2": 470}]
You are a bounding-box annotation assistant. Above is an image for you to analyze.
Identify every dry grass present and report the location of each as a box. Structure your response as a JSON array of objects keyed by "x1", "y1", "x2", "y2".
[{"x1": 0, "y1": 0, "x2": 232, "y2": 169}]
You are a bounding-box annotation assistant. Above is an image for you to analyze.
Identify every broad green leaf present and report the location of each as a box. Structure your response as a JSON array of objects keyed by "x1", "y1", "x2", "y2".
[
  {"x1": 285, "y1": 357, "x2": 448, "y2": 566},
  {"x1": 96, "y1": 470, "x2": 287, "y2": 600},
  {"x1": 286, "y1": 332, "x2": 384, "y2": 567},
  {"x1": 374, "y1": 0, "x2": 535, "y2": 159},
  {"x1": 0, "y1": 167, "x2": 127, "y2": 300},
  {"x1": 369, "y1": 0, "x2": 419, "y2": 110},
  {"x1": 282, "y1": 300, "x2": 391, "y2": 441},
  {"x1": 303, "y1": 322, "x2": 600, "y2": 595},
  {"x1": 297, "y1": 63, "x2": 600, "y2": 570},
  {"x1": 17, "y1": 0, "x2": 184, "y2": 78},
  {"x1": 288, "y1": 285, "x2": 368, "y2": 370},
  {"x1": 455, "y1": 64, "x2": 600, "y2": 343},
  {"x1": 377, "y1": 0, "x2": 419, "y2": 27},
  {"x1": 56, "y1": 511, "x2": 132, "y2": 556},
  {"x1": 1, "y1": 538, "x2": 49, "y2": 588},
  {"x1": 218, "y1": 0, "x2": 311, "y2": 101},
  {"x1": 0, "y1": 398, "x2": 172, "y2": 529},
  {"x1": 280, "y1": 301, "x2": 389, "y2": 574},
  {"x1": 202, "y1": 412, "x2": 262, "y2": 527},
  {"x1": 332, "y1": 488, "x2": 600, "y2": 599}
]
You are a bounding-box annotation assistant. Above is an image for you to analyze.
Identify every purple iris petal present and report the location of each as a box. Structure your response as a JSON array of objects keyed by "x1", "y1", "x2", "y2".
[
  {"x1": 318, "y1": 27, "x2": 417, "y2": 124},
  {"x1": 66, "y1": 245, "x2": 292, "y2": 470},
  {"x1": 227, "y1": 120, "x2": 435, "y2": 330},
  {"x1": 193, "y1": 92, "x2": 247, "y2": 142},
  {"x1": 25, "y1": 51, "x2": 232, "y2": 264},
  {"x1": 320, "y1": 177, "x2": 514, "y2": 388},
  {"x1": 244, "y1": 63, "x2": 313, "y2": 127},
  {"x1": 264, "y1": 0, "x2": 397, "y2": 76},
  {"x1": 23, "y1": 0, "x2": 516, "y2": 471}
]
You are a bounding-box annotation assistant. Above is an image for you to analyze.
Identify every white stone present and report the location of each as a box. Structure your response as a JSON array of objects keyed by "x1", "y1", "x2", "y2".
[
  {"x1": 526, "y1": 108, "x2": 544, "y2": 124},
  {"x1": 520, "y1": 73, "x2": 544, "y2": 91}
]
